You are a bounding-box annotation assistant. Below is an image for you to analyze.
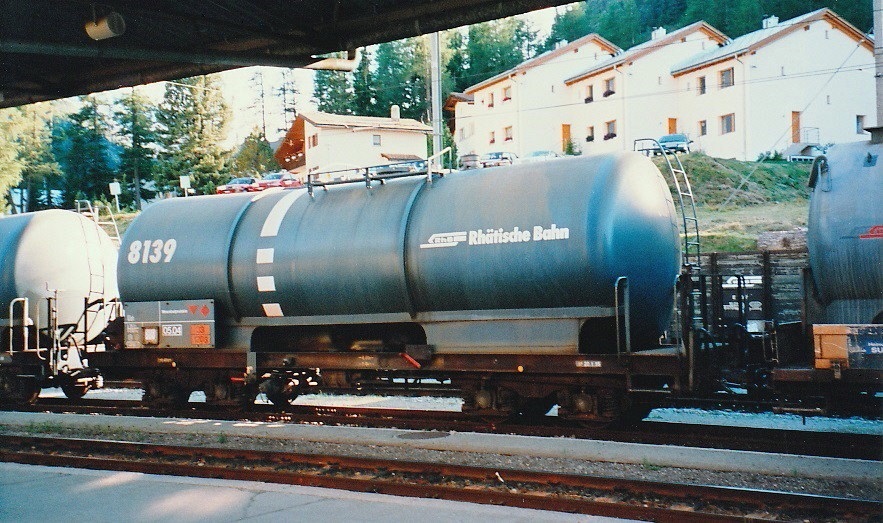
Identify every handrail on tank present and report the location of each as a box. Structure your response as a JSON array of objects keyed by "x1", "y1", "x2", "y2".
[
  {"x1": 305, "y1": 151, "x2": 451, "y2": 197},
  {"x1": 7, "y1": 298, "x2": 43, "y2": 359},
  {"x1": 614, "y1": 277, "x2": 631, "y2": 358}
]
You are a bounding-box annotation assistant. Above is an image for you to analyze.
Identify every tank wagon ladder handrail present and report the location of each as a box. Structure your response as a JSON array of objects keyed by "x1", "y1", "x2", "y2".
[
  {"x1": 7, "y1": 297, "x2": 45, "y2": 360},
  {"x1": 425, "y1": 146, "x2": 452, "y2": 183},
  {"x1": 633, "y1": 138, "x2": 701, "y2": 269},
  {"x1": 305, "y1": 157, "x2": 449, "y2": 198},
  {"x1": 614, "y1": 276, "x2": 632, "y2": 359},
  {"x1": 76, "y1": 200, "x2": 121, "y2": 246},
  {"x1": 73, "y1": 202, "x2": 114, "y2": 344}
]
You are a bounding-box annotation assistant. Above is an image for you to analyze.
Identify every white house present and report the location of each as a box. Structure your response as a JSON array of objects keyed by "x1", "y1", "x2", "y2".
[
  {"x1": 564, "y1": 22, "x2": 728, "y2": 155},
  {"x1": 451, "y1": 8, "x2": 875, "y2": 162},
  {"x1": 452, "y1": 33, "x2": 620, "y2": 157},
  {"x1": 671, "y1": 9, "x2": 876, "y2": 160},
  {"x1": 275, "y1": 110, "x2": 431, "y2": 181}
]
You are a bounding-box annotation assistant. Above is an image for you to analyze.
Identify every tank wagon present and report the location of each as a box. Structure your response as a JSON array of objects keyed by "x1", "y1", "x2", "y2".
[
  {"x1": 96, "y1": 153, "x2": 684, "y2": 418},
  {"x1": 0, "y1": 209, "x2": 119, "y2": 402},
  {"x1": 768, "y1": 141, "x2": 883, "y2": 391}
]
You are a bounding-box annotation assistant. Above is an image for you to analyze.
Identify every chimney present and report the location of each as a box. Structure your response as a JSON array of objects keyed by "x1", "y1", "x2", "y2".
[
  {"x1": 651, "y1": 27, "x2": 667, "y2": 40},
  {"x1": 390, "y1": 105, "x2": 400, "y2": 121},
  {"x1": 762, "y1": 15, "x2": 779, "y2": 29}
]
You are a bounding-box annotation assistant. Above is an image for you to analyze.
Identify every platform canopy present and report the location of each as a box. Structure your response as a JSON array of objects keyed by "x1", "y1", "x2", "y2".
[{"x1": 0, "y1": 0, "x2": 571, "y2": 108}]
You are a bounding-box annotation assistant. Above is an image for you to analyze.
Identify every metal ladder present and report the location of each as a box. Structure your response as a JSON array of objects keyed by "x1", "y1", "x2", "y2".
[
  {"x1": 633, "y1": 139, "x2": 700, "y2": 268},
  {"x1": 76, "y1": 200, "x2": 121, "y2": 246},
  {"x1": 74, "y1": 201, "x2": 115, "y2": 345},
  {"x1": 634, "y1": 139, "x2": 705, "y2": 361}
]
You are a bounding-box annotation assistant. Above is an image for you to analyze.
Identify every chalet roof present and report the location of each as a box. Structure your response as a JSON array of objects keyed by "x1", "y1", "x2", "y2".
[
  {"x1": 300, "y1": 111, "x2": 431, "y2": 133},
  {"x1": 444, "y1": 92, "x2": 474, "y2": 111},
  {"x1": 671, "y1": 8, "x2": 873, "y2": 76},
  {"x1": 564, "y1": 21, "x2": 728, "y2": 85},
  {"x1": 464, "y1": 33, "x2": 620, "y2": 94}
]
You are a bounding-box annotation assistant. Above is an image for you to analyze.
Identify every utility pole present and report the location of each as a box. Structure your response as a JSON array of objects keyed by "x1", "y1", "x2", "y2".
[{"x1": 429, "y1": 32, "x2": 443, "y2": 168}]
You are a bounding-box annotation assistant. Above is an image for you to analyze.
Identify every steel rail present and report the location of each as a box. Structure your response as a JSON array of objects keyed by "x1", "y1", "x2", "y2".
[
  {"x1": 7, "y1": 398, "x2": 881, "y2": 460},
  {"x1": 2, "y1": 436, "x2": 878, "y2": 522}
]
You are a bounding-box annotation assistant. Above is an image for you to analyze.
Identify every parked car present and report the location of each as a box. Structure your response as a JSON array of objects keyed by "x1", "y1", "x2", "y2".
[
  {"x1": 248, "y1": 171, "x2": 303, "y2": 191},
  {"x1": 216, "y1": 177, "x2": 257, "y2": 194},
  {"x1": 458, "y1": 153, "x2": 482, "y2": 170},
  {"x1": 480, "y1": 151, "x2": 518, "y2": 167},
  {"x1": 518, "y1": 150, "x2": 561, "y2": 164},
  {"x1": 657, "y1": 134, "x2": 692, "y2": 154}
]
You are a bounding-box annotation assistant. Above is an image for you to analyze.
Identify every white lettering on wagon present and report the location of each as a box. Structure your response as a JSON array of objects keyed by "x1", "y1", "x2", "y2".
[{"x1": 420, "y1": 224, "x2": 569, "y2": 249}]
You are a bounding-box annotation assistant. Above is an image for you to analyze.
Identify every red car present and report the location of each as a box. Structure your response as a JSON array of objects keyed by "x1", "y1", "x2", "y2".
[
  {"x1": 248, "y1": 172, "x2": 303, "y2": 191},
  {"x1": 216, "y1": 177, "x2": 257, "y2": 194}
]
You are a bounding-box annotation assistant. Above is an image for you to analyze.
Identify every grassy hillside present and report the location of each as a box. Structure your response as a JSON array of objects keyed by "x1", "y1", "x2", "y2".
[{"x1": 653, "y1": 153, "x2": 811, "y2": 252}]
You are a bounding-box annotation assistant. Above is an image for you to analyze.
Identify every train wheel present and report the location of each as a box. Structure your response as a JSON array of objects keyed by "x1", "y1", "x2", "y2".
[
  {"x1": 61, "y1": 384, "x2": 89, "y2": 400},
  {"x1": 143, "y1": 378, "x2": 190, "y2": 407},
  {"x1": 518, "y1": 395, "x2": 557, "y2": 418},
  {"x1": 260, "y1": 375, "x2": 300, "y2": 408}
]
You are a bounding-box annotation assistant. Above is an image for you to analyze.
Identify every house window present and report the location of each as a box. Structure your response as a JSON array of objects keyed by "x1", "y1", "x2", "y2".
[
  {"x1": 697, "y1": 76, "x2": 706, "y2": 95},
  {"x1": 502, "y1": 86, "x2": 512, "y2": 101},
  {"x1": 459, "y1": 127, "x2": 465, "y2": 140},
  {"x1": 372, "y1": 134, "x2": 381, "y2": 146},
  {"x1": 603, "y1": 77, "x2": 615, "y2": 97},
  {"x1": 826, "y1": 95, "x2": 831, "y2": 105},
  {"x1": 504, "y1": 126, "x2": 513, "y2": 141},
  {"x1": 489, "y1": 131, "x2": 496, "y2": 144},
  {"x1": 720, "y1": 68, "x2": 734, "y2": 88},
  {"x1": 488, "y1": 92, "x2": 495, "y2": 107},
  {"x1": 698, "y1": 120, "x2": 707, "y2": 136},
  {"x1": 604, "y1": 120, "x2": 617, "y2": 140},
  {"x1": 309, "y1": 134, "x2": 318, "y2": 147},
  {"x1": 585, "y1": 85, "x2": 594, "y2": 103},
  {"x1": 721, "y1": 113, "x2": 735, "y2": 134},
  {"x1": 857, "y1": 115, "x2": 866, "y2": 134},
  {"x1": 586, "y1": 126, "x2": 595, "y2": 142}
]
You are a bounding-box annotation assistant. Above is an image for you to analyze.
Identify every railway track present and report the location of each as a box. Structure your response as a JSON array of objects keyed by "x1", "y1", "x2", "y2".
[
  {"x1": 5, "y1": 397, "x2": 881, "y2": 460},
  {"x1": 2, "y1": 435, "x2": 878, "y2": 522}
]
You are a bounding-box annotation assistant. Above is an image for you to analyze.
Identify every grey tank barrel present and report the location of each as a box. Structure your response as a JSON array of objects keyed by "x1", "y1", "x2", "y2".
[
  {"x1": 118, "y1": 153, "x2": 681, "y2": 347},
  {"x1": 807, "y1": 141, "x2": 883, "y2": 324},
  {"x1": 0, "y1": 209, "x2": 119, "y2": 343}
]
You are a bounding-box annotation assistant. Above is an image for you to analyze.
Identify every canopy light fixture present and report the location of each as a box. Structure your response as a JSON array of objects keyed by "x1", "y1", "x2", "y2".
[{"x1": 85, "y1": 12, "x2": 125, "y2": 41}]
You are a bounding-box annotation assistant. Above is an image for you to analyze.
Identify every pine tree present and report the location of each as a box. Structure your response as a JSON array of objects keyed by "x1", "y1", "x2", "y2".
[
  {"x1": 56, "y1": 96, "x2": 116, "y2": 208},
  {"x1": 275, "y1": 69, "x2": 300, "y2": 133},
  {"x1": 13, "y1": 104, "x2": 61, "y2": 211},
  {"x1": 374, "y1": 38, "x2": 430, "y2": 120},
  {"x1": 155, "y1": 76, "x2": 231, "y2": 195},
  {"x1": 0, "y1": 108, "x2": 26, "y2": 211},
  {"x1": 313, "y1": 54, "x2": 354, "y2": 115},
  {"x1": 249, "y1": 70, "x2": 268, "y2": 137},
  {"x1": 114, "y1": 90, "x2": 157, "y2": 209},
  {"x1": 459, "y1": 18, "x2": 538, "y2": 89},
  {"x1": 352, "y1": 48, "x2": 380, "y2": 116},
  {"x1": 231, "y1": 129, "x2": 280, "y2": 175}
]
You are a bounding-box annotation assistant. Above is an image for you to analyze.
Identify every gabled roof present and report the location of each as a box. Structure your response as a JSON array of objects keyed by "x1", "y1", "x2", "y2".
[
  {"x1": 671, "y1": 8, "x2": 873, "y2": 76},
  {"x1": 464, "y1": 33, "x2": 620, "y2": 94},
  {"x1": 564, "y1": 21, "x2": 728, "y2": 85},
  {"x1": 444, "y1": 92, "x2": 475, "y2": 111},
  {"x1": 300, "y1": 111, "x2": 431, "y2": 133}
]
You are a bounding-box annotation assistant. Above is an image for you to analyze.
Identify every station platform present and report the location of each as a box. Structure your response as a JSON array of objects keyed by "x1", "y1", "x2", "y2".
[{"x1": 1, "y1": 462, "x2": 613, "y2": 522}]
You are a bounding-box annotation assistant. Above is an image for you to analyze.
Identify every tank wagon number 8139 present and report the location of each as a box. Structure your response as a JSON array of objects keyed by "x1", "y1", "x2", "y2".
[{"x1": 127, "y1": 239, "x2": 177, "y2": 264}]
